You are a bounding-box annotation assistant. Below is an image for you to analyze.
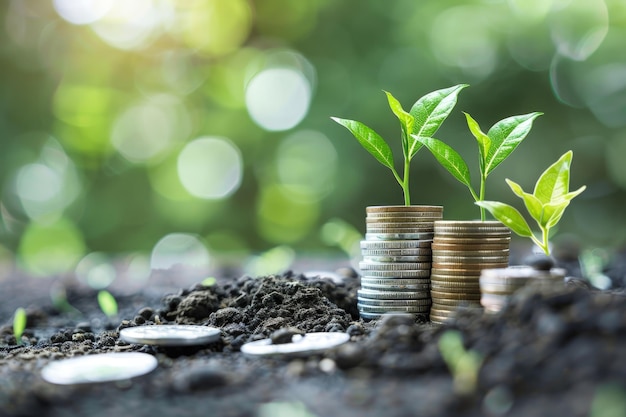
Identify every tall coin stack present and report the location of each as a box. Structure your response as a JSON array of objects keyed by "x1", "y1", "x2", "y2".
[
  {"x1": 479, "y1": 266, "x2": 566, "y2": 313},
  {"x1": 430, "y1": 220, "x2": 510, "y2": 324},
  {"x1": 357, "y1": 205, "x2": 443, "y2": 320}
]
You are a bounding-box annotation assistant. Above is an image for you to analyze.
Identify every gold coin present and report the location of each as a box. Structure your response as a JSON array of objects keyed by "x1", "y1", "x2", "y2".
[
  {"x1": 430, "y1": 280, "x2": 480, "y2": 288},
  {"x1": 432, "y1": 262, "x2": 508, "y2": 270},
  {"x1": 431, "y1": 243, "x2": 510, "y2": 252},
  {"x1": 367, "y1": 205, "x2": 443, "y2": 213},
  {"x1": 430, "y1": 274, "x2": 481, "y2": 282},
  {"x1": 433, "y1": 236, "x2": 511, "y2": 245},
  {"x1": 431, "y1": 298, "x2": 482, "y2": 307},
  {"x1": 430, "y1": 290, "x2": 482, "y2": 300},
  {"x1": 431, "y1": 255, "x2": 509, "y2": 264}
]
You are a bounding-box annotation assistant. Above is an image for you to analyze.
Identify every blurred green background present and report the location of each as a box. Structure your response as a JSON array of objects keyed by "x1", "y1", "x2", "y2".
[{"x1": 0, "y1": 0, "x2": 625, "y2": 280}]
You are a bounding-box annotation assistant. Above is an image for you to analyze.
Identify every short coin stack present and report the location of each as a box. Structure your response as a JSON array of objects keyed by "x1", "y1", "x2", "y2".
[
  {"x1": 358, "y1": 205, "x2": 443, "y2": 320},
  {"x1": 430, "y1": 220, "x2": 510, "y2": 324},
  {"x1": 480, "y1": 266, "x2": 567, "y2": 313}
]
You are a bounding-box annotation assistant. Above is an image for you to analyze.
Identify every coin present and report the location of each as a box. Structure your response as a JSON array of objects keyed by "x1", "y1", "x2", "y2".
[
  {"x1": 358, "y1": 304, "x2": 431, "y2": 313},
  {"x1": 359, "y1": 261, "x2": 432, "y2": 271},
  {"x1": 430, "y1": 280, "x2": 480, "y2": 289},
  {"x1": 359, "y1": 311, "x2": 426, "y2": 320},
  {"x1": 360, "y1": 270, "x2": 432, "y2": 278},
  {"x1": 357, "y1": 297, "x2": 432, "y2": 307},
  {"x1": 366, "y1": 221, "x2": 437, "y2": 229},
  {"x1": 366, "y1": 217, "x2": 441, "y2": 223},
  {"x1": 241, "y1": 332, "x2": 350, "y2": 358},
  {"x1": 431, "y1": 255, "x2": 509, "y2": 264},
  {"x1": 430, "y1": 298, "x2": 482, "y2": 307},
  {"x1": 360, "y1": 283, "x2": 431, "y2": 292},
  {"x1": 431, "y1": 243, "x2": 510, "y2": 252},
  {"x1": 430, "y1": 286, "x2": 480, "y2": 295},
  {"x1": 357, "y1": 289, "x2": 430, "y2": 300},
  {"x1": 360, "y1": 277, "x2": 431, "y2": 286},
  {"x1": 363, "y1": 255, "x2": 431, "y2": 263},
  {"x1": 360, "y1": 240, "x2": 432, "y2": 249},
  {"x1": 432, "y1": 262, "x2": 508, "y2": 270},
  {"x1": 430, "y1": 290, "x2": 482, "y2": 300},
  {"x1": 361, "y1": 248, "x2": 432, "y2": 256},
  {"x1": 119, "y1": 324, "x2": 221, "y2": 346},
  {"x1": 433, "y1": 236, "x2": 511, "y2": 245},
  {"x1": 430, "y1": 274, "x2": 482, "y2": 282},
  {"x1": 367, "y1": 206, "x2": 443, "y2": 213},
  {"x1": 366, "y1": 228, "x2": 434, "y2": 235},
  {"x1": 365, "y1": 232, "x2": 435, "y2": 241},
  {"x1": 41, "y1": 352, "x2": 157, "y2": 385}
]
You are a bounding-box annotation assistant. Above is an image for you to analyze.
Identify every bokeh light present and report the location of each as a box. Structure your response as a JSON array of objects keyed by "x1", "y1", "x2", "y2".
[
  {"x1": 18, "y1": 218, "x2": 86, "y2": 276},
  {"x1": 150, "y1": 233, "x2": 210, "y2": 271},
  {"x1": 53, "y1": 0, "x2": 112, "y2": 25},
  {"x1": 177, "y1": 137, "x2": 243, "y2": 200},
  {"x1": 245, "y1": 68, "x2": 312, "y2": 131},
  {"x1": 276, "y1": 130, "x2": 337, "y2": 200},
  {"x1": 75, "y1": 252, "x2": 117, "y2": 289}
]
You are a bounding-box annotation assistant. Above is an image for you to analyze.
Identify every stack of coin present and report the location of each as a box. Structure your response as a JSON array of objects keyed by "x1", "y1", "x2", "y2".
[
  {"x1": 480, "y1": 266, "x2": 566, "y2": 313},
  {"x1": 430, "y1": 220, "x2": 511, "y2": 324},
  {"x1": 358, "y1": 205, "x2": 443, "y2": 320}
]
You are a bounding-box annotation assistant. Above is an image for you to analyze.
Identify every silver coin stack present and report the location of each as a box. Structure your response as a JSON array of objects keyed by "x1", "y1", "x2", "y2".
[
  {"x1": 430, "y1": 220, "x2": 510, "y2": 324},
  {"x1": 480, "y1": 266, "x2": 566, "y2": 313},
  {"x1": 357, "y1": 205, "x2": 443, "y2": 320}
]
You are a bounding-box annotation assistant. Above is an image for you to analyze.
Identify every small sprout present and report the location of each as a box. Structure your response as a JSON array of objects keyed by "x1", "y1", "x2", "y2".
[
  {"x1": 414, "y1": 111, "x2": 542, "y2": 220},
  {"x1": 201, "y1": 277, "x2": 217, "y2": 287},
  {"x1": 13, "y1": 307, "x2": 27, "y2": 345},
  {"x1": 438, "y1": 330, "x2": 483, "y2": 395},
  {"x1": 97, "y1": 290, "x2": 118, "y2": 318},
  {"x1": 332, "y1": 84, "x2": 467, "y2": 205},
  {"x1": 477, "y1": 151, "x2": 586, "y2": 255}
]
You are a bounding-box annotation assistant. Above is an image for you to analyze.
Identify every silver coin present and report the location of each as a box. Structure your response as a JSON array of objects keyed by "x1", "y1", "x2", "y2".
[
  {"x1": 357, "y1": 289, "x2": 430, "y2": 300},
  {"x1": 358, "y1": 297, "x2": 431, "y2": 306},
  {"x1": 359, "y1": 261, "x2": 432, "y2": 271},
  {"x1": 358, "y1": 304, "x2": 431, "y2": 313},
  {"x1": 366, "y1": 228, "x2": 434, "y2": 235},
  {"x1": 363, "y1": 255, "x2": 431, "y2": 263},
  {"x1": 360, "y1": 270, "x2": 431, "y2": 278},
  {"x1": 365, "y1": 232, "x2": 435, "y2": 241},
  {"x1": 360, "y1": 282, "x2": 431, "y2": 292},
  {"x1": 366, "y1": 217, "x2": 441, "y2": 223},
  {"x1": 360, "y1": 240, "x2": 432, "y2": 249},
  {"x1": 361, "y1": 277, "x2": 431, "y2": 285},
  {"x1": 359, "y1": 311, "x2": 425, "y2": 320},
  {"x1": 41, "y1": 352, "x2": 157, "y2": 385},
  {"x1": 240, "y1": 332, "x2": 349, "y2": 358},
  {"x1": 361, "y1": 248, "x2": 432, "y2": 256},
  {"x1": 120, "y1": 325, "x2": 221, "y2": 346}
]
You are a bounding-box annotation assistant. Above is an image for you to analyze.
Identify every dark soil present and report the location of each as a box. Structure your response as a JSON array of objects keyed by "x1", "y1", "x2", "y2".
[{"x1": 2, "y1": 254, "x2": 626, "y2": 417}]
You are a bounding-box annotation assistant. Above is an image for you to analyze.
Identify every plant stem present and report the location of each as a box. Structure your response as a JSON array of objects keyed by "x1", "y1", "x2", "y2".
[
  {"x1": 541, "y1": 226, "x2": 551, "y2": 255},
  {"x1": 403, "y1": 157, "x2": 411, "y2": 206},
  {"x1": 478, "y1": 174, "x2": 486, "y2": 221}
]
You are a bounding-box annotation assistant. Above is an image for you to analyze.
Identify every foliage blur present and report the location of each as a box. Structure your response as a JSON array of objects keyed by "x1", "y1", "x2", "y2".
[{"x1": 1, "y1": 0, "x2": 625, "y2": 278}]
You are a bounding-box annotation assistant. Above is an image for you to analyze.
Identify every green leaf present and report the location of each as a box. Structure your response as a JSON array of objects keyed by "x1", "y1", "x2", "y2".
[
  {"x1": 464, "y1": 112, "x2": 491, "y2": 174},
  {"x1": 98, "y1": 290, "x2": 118, "y2": 318},
  {"x1": 13, "y1": 307, "x2": 27, "y2": 343},
  {"x1": 542, "y1": 200, "x2": 570, "y2": 229},
  {"x1": 331, "y1": 117, "x2": 396, "y2": 171},
  {"x1": 505, "y1": 178, "x2": 542, "y2": 222},
  {"x1": 484, "y1": 112, "x2": 542, "y2": 176},
  {"x1": 476, "y1": 201, "x2": 534, "y2": 238},
  {"x1": 412, "y1": 136, "x2": 472, "y2": 189},
  {"x1": 384, "y1": 91, "x2": 414, "y2": 153},
  {"x1": 408, "y1": 84, "x2": 468, "y2": 159},
  {"x1": 533, "y1": 151, "x2": 573, "y2": 205}
]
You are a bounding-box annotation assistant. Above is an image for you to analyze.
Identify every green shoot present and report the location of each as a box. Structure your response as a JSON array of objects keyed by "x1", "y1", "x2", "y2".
[
  {"x1": 201, "y1": 277, "x2": 217, "y2": 286},
  {"x1": 97, "y1": 290, "x2": 118, "y2": 318},
  {"x1": 13, "y1": 307, "x2": 27, "y2": 345},
  {"x1": 331, "y1": 84, "x2": 467, "y2": 205},
  {"x1": 438, "y1": 329, "x2": 483, "y2": 395},
  {"x1": 414, "y1": 112, "x2": 542, "y2": 219},
  {"x1": 477, "y1": 151, "x2": 586, "y2": 255}
]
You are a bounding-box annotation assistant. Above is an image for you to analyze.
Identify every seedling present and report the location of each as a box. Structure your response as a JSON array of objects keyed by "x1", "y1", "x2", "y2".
[
  {"x1": 201, "y1": 277, "x2": 217, "y2": 286},
  {"x1": 13, "y1": 307, "x2": 27, "y2": 345},
  {"x1": 477, "y1": 151, "x2": 586, "y2": 255},
  {"x1": 438, "y1": 329, "x2": 483, "y2": 395},
  {"x1": 414, "y1": 111, "x2": 542, "y2": 220},
  {"x1": 97, "y1": 290, "x2": 118, "y2": 318},
  {"x1": 331, "y1": 84, "x2": 467, "y2": 205}
]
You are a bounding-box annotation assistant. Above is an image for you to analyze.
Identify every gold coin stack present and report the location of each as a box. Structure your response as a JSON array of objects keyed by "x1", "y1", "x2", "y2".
[
  {"x1": 358, "y1": 205, "x2": 443, "y2": 320},
  {"x1": 430, "y1": 220, "x2": 511, "y2": 324},
  {"x1": 479, "y1": 266, "x2": 567, "y2": 313}
]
